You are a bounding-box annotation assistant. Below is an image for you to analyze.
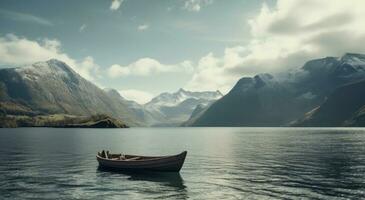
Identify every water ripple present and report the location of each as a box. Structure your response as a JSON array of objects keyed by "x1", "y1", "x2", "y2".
[{"x1": 1, "y1": 128, "x2": 365, "y2": 199}]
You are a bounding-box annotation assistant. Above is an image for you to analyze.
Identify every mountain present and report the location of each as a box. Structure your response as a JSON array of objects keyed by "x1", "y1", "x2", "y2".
[
  {"x1": 104, "y1": 88, "x2": 223, "y2": 126},
  {"x1": 0, "y1": 59, "x2": 141, "y2": 126},
  {"x1": 103, "y1": 88, "x2": 156, "y2": 126},
  {"x1": 189, "y1": 73, "x2": 311, "y2": 126},
  {"x1": 294, "y1": 80, "x2": 365, "y2": 126},
  {"x1": 182, "y1": 102, "x2": 214, "y2": 126},
  {"x1": 190, "y1": 53, "x2": 365, "y2": 126},
  {"x1": 144, "y1": 88, "x2": 223, "y2": 126}
]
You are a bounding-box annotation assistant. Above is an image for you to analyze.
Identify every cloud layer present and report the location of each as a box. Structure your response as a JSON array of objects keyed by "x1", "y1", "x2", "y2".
[
  {"x1": 185, "y1": 0, "x2": 365, "y2": 93},
  {"x1": 119, "y1": 89, "x2": 154, "y2": 104},
  {"x1": 108, "y1": 58, "x2": 193, "y2": 78},
  {"x1": 3, "y1": 0, "x2": 365, "y2": 104},
  {"x1": 107, "y1": 0, "x2": 365, "y2": 100},
  {"x1": 0, "y1": 34, "x2": 99, "y2": 81}
]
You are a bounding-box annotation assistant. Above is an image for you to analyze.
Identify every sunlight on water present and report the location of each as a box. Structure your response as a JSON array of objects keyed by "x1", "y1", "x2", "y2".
[{"x1": 0, "y1": 128, "x2": 365, "y2": 199}]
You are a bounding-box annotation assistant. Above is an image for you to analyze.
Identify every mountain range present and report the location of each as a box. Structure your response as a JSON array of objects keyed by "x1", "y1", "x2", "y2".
[
  {"x1": 0, "y1": 59, "x2": 222, "y2": 127},
  {"x1": 188, "y1": 53, "x2": 365, "y2": 127},
  {"x1": 2, "y1": 53, "x2": 365, "y2": 127},
  {"x1": 143, "y1": 89, "x2": 222, "y2": 126},
  {"x1": 105, "y1": 87, "x2": 222, "y2": 126}
]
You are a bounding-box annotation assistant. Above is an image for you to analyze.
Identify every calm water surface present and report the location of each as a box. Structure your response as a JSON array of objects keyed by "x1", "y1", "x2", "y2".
[{"x1": 0, "y1": 128, "x2": 365, "y2": 199}]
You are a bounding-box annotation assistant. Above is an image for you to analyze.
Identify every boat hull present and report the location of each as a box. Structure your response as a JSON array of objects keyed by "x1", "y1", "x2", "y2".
[{"x1": 96, "y1": 151, "x2": 187, "y2": 172}]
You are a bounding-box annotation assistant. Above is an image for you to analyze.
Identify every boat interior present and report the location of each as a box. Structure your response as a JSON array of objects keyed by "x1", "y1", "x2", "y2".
[{"x1": 98, "y1": 150, "x2": 161, "y2": 161}]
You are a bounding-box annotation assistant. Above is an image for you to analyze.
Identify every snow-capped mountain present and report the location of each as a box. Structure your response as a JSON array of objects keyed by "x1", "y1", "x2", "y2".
[
  {"x1": 146, "y1": 88, "x2": 222, "y2": 108},
  {"x1": 15, "y1": 59, "x2": 77, "y2": 81},
  {"x1": 0, "y1": 59, "x2": 142, "y2": 126},
  {"x1": 340, "y1": 53, "x2": 365, "y2": 67},
  {"x1": 190, "y1": 53, "x2": 365, "y2": 126},
  {"x1": 143, "y1": 88, "x2": 223, "y2": 126},
  {"x1": 103, "y1": 88, "x2": 223, "y2": 126}
]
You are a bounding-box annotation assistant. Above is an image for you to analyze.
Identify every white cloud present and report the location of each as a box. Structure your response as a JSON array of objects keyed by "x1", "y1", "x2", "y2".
[
  {"x1": 185, "y1": 46, "x2": 247, "y2": 93},
  {"x1": 0, "y1": 34, "x2": 99, "y2": 81},
  {"x1": 186, "y1": 0, "x2": 365, "y2": 93},
  {"x1": 79, "y1": 24, "x2": 87, "y2": 32},
  {"x1": 238, "y1": 0, "x2": 365, "y2": 73},
  {"x1": 0, "y1": 9, "x2": 52, "y2": 26},
  {"x1": 183, "y1": 0, "x2": 213, "y2": 12},
  {"x1": 77, "y1": 56, "x2": 100, "y2": 81},
  {"x1": 137, "y1": 24, "x2": 149, "y2": 31},
  {"x1": 110, "y1": 0, "x2": 123, "y2": 11},
  {"x1": 108, "y1": 58, "x2": 193, "y2": 78},
  {"x1": 118, "y1": 89, "x2": 154, "y2": 104}
]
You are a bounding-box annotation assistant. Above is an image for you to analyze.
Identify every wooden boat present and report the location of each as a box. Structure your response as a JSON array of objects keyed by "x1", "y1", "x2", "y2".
[{"x1": 96, "y1": 151, "x2": 187, "y2": 172}]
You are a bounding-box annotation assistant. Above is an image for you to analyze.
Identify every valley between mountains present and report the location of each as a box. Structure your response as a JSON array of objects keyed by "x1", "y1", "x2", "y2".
[{"x1": 2, "y1": 53, "x2": 365, "y2": 127}]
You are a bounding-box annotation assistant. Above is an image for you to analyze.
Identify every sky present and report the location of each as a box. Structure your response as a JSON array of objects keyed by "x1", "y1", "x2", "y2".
[{"x1": 1, "y1": 0, "x2": 365, "y2": 104}]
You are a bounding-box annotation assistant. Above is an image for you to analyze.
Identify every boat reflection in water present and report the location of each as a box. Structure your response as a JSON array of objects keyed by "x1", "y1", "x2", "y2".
[
  {"x1": 97, "y1": 166, "x2": 186, "y2": 189},
  {"x1": 96, "y1": 165, "x2": 188, "y2": 199}
]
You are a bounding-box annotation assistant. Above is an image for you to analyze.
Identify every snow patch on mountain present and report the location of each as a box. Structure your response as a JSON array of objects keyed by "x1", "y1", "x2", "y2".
[
  {"x1": 340, "y1": 53, "x2": 365, "y2": 66},
  {"x1": 141, "y1": 88, "x2": 223, "y2": 126},
  {"x1": 15, "y1": 59, "x2": 77, "y2": 81},
  {"x1": 145, "y1": 88, "x2": 222, "y2": 109}
]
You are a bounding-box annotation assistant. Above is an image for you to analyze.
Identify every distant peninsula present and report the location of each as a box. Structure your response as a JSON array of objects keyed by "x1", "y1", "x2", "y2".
[{"x1": 0, "y1": 114, "x2": 128, "y2": 128}]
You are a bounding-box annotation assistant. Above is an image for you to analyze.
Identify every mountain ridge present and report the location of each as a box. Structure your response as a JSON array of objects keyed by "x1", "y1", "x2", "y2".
[
  {"x1": 141, "y1": 88, "x2": 223, "y2": 126},
  {"x1": 189, "y1": 53, "x2": 365, "y2": 127},
  {"x1": 293, "y1": 79, "x2": 365, "y2": 126},
  {"x1": 0, "y1": 59, "x2": 142, "y2": 126}
]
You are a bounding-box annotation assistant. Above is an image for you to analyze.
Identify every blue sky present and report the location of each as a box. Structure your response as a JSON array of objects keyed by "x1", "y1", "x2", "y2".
[{"x1": 1, "y1": 0, "x2": 365, "y2": 103}]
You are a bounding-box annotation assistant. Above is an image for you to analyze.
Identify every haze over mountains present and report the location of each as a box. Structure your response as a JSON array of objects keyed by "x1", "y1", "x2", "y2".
[
  {"x1": 104, "y1": 87, "x2": 222, "y2": 126},
  {"x1": 0, "y1": 59, "x2": 222, "y2": 127},
  {"x1": 189, "y1": 53, "x2": 365, "y2": 127},
  {"x1": 144, "y1": 89, "x2": 222, "y2": 126},
  {"x1": 2, "y1": 53, "x2": 365, "y2": 127}
]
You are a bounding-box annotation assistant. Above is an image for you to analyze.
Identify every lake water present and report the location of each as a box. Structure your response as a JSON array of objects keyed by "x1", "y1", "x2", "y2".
[{"x1": 0, "y1": 128, "x2": 365, "y2": 199}]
